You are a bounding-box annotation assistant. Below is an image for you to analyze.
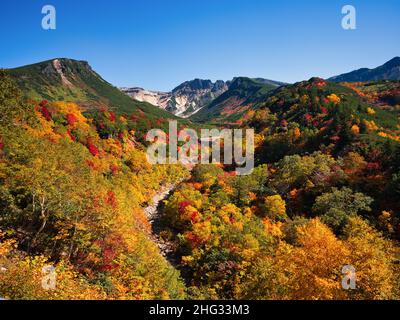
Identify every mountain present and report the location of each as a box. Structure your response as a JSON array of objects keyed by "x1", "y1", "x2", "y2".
[
  {"x1": 120, "y1": 87, "x2": 171, "y2": 110},
  {"x1": 190, "y1": 77, "x2": 284, "y2": 123},
  {"x1": 329, "y1": 57, "x2": 400, "y2": 82},
  {"x1": 7, "y1": 58, "x2": 179, "y2": 119},
  {"x1": 241, "y1": 77, "x2": 399, "y2": 162},
  {"x1": 122, "y1": 79, "x2": 229, "y2": 118}
]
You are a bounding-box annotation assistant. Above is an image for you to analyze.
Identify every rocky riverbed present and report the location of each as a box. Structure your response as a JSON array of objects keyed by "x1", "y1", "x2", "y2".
[{"x1": 144, "y1": 183, "x2": 179, "y2": 264}]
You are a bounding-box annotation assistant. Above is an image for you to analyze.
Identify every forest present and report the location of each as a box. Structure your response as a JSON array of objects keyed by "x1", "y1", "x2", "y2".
[{"x1": 0, "y1": 70, "x2": 399, "y2": 300}]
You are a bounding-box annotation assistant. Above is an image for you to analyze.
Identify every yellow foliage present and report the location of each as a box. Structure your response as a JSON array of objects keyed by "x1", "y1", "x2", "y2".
[
  {"x1": 351, "y1": 124, "x2": 360, "y2": 135},
  {"x1": 327, "y1": 94, "x2": 341, "y2": 104},
  {"x1": 292, "y1": 127, "x2": 301, "y2": 140},
  {"x1": 264, "y1": 195, "x2": 286, "y2": 219},
  {"x1": 262, "y1": 218, "x2": 283, "y2": 238},
  {"x1": 300, "y1": 95, "x2": 309, "y2": 104},
  {"x1": 363, "y1": 119, "x2": 379, "y2": 131},
  {"x1": 274, "y1": 219, "x2": 349, "y2": 299}
]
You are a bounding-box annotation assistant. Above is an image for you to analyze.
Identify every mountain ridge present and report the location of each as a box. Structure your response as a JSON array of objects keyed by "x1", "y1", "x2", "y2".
[
  {"x1": 122, "y1": 77, "x2": 286, "y2": 118},
  {"x1": 6, "y1": 58, "x2": 181, "y2": 120},
  {"x1": 122, "y1": 79, "x2": 229, "y2": 118},
  {"x1": 329, "y1": 57, "x2": 400, "y2": 82},
  {"x1": 190, "y1": 77, "x2": 284, "y2": 123}
]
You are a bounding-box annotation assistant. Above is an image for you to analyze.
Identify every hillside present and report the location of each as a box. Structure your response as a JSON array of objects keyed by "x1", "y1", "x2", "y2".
[
  {"x1": 240, "y1": 77, "x2": 400, "y2": 165},
  {"x1": 156, "y1": 78, "x2": 400, "y2": 299},
  {"x1": 0, "y1": 70, "x2": 189, "y2": 299},
  {"x1": 8, "y1": 58, "x2": 180, "y2": 120},
  {"x1": 190, "y1": 77, "x2": 282, "y2": 123},
  {"x1": 341, "y1": 80, "x2": 400, "y2": 114},
  {"x1": 329, "y1": 57, "x2": 400, "y2": 82},
  {"x1": 1, "y1": 69, "x2": 400, "y2": 300}
]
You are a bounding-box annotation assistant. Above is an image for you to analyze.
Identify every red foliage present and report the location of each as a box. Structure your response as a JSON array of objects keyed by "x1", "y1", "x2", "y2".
[
  {"x1": 41, "y1": 106, "x2": 52, "y2": 121},
  {"x1": 190, "y1": 211, "x2": 200, "y2": 223},
  {"x1": 96, "y1": 234, "x2": 125, "y2": 272},
  {"x1": 106, "y1": 191, "x2": 118, "y2": 209},
  {"x1": 66, "y1": 113, "x2": 78, "y2": 126},
  {"x1": 110, "y1": 164, "x2": 119, "y2": 175},
  {"x1": 320, "y1": 106, "x2": 328, "y2": 114},
  {"x1": 228, "y1": 171, "x2": 237, "y2": 177},
  {"x1": 39, "y1": 100, "x2": 48, "y2": 107},
  {"x1": 86, "y1": 159, "x2": 96, "y2": 170},
  {"x1": 311, "y1": 78, "x2": 327, "y2": 88},
  {"x1": 330, "y1": 135, "x2": 341, "y2": 142},
  {"x1": 87, "y1": 143, "x2": 99, "y2": 157},
  {"x1": 109, "y1": 112, "x2": 116, "y2": 122},
  {"x1": 178, "y1": 201, "x2": 192, "y2": 214},
  {"x1": 185, "y1": 231, "x2": 202, "y2": 248},
  {"x1": 366, "y1": 162, "x2": 380, "y2": 172},
  {"x1": 280, "y1": 119, "x2": 288, "y2": 127},
  {"x1": 304, "y1": 113, "x2": 312, "y2": 122},
  {"x1": 91, "y1": 195, "x2": 100, "y2": 209}
]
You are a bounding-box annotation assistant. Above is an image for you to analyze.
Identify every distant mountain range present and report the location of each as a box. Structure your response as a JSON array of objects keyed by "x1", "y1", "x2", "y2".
[
  {"x1": 121, "y1": 78, "x2": 285, "y2": 118},
  {"x1": 329, "y1": 57, "x2": 400, "y2": 82},
  {"x1": 5, "y1": 57, "x2": 399, "y2": 125},
  {"x1": 121, "y1": 79, "x2": 229, "y2": 118}
]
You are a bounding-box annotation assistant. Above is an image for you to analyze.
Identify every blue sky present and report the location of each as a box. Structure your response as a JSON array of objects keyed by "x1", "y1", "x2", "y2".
[{"x1": 0, "y1": 0, "x2": 399, "y2": 91}]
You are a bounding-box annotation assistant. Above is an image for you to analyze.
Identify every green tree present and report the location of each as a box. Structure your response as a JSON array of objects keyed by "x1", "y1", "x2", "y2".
[{"x1": 312, "y1": 187, "x2": 373, "y2": 233}]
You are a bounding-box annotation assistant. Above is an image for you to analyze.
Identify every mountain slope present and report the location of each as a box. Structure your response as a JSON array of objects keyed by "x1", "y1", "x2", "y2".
[
  {"x1": 329, "y1": 57, "x2": 400, "y2": 82},
  {"x1": 7, "y1": 58, "x2": 179, "y2": 119},
  {"x1": 241, "y1": 77, "x2": 400, "y2": 163},
  {"x1": 190, "y1": 77, "x2": 282, "y2": 123}
]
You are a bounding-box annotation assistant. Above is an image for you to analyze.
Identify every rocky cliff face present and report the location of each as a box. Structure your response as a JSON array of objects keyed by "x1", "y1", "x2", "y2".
[
  {"x1": 121, "y1": 79, "x2": 228, "y2": 118},
  {"x1": 120, "y1": 87, "x2": 171, "y2": 109}
]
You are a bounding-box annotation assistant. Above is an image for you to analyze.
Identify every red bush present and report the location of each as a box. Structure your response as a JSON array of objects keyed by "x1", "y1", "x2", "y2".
[
  {"x1": 41, "y1": 106, "x2": 52, "y2": 121},
  {"x1": 39, "y1": 100, "x2": 48, "y2": 107},
  {"x1": 178, "y1": 201, "x2": 192, "y2": 214},
  {"x1": 366, "y1": 162, "x2": 380, "y2": 171},
  {"x1": 304, "y1": 113, "x2": 312, "y2": 122},
  {"x1": 66, "y1": 113, "x2": 78, "y2": 126},
  {"x1": 88, "y1": 143, "x2": 99, "y2": 156},
  {"x1": 109, "y1": 112, "x2": 116, "y2": 122},
  {"x1": 190, "y1": 211, "x2": 200, "y2": 223}
]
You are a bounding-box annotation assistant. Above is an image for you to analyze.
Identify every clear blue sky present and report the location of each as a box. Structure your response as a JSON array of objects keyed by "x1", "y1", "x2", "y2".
[{"x1": 0, "y1": 0, "x2": 399, "y2": 91}]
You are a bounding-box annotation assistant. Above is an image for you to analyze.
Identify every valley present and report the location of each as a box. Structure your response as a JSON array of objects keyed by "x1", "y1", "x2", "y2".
[{"x1": 1, "y1": 56, "x2": 400, "y2": 300}]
